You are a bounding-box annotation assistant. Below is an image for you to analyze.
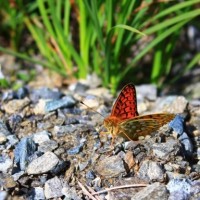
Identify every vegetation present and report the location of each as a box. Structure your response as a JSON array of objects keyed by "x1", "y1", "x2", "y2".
[{"x1": 0, "y1": 0, "x2": 200, "y2": 93}]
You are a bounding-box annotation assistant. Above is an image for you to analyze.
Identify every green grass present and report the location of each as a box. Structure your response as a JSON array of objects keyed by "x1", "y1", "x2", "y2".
[{"x1": 0, "y1": 0, "x2": 200, "y2": 93}]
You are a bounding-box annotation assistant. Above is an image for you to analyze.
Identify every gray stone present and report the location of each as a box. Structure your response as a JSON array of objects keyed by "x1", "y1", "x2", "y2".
[
  {"x1": 28, "y1": 187, "x2": 45, "y2": 200},
  {"x1": 62, "y1": 185, "x2": 82, "y2": 200},
  {"x1": 167, "y1": 179, "x2": 191, "y2": 200},
  {"x1": 152, "y1": 139, "x2": 181, "y2": 160},
  {"x1": 138, "y1": 160, "x2": 165, "y2": 182},
  {"x1": 53, "y1": 125, "x2": 77, "y2": 136},
  {"x1": 7, "y1": 135, "x2": 19, "y2": 147},
  {"x1": 32, "y1": 130, "x2": 50, "y2": 145},
  {"x1": 14, "y1": 137, "x2": 37, "y2": 170},
  {"x1": 169, "y1": 115, "x2": 193, "y2": 156},
  {"x1": 12, "y1": 171, "x2": 25, "y2": 181},
  {"x1": 169, "y1": 115, "x2": 184, "y2": 134},
  {"x1": 30, "y1": 87, "x2": 62, "y2": 102},
  {"x1": 95, "y1": 155, "x2": 125, "y2": 178},
  {"x1": 184, "y1": 82, "x2": 200, "y2": 99},
  {"x1": 154, "y1": 96, "x2": 188, "y2": 113},
  {"x1": 136, "y1": 84, "x2": 157, "y2": 101},
  {"x1": 0, "y1": 191, "x2": 7, "y2": 200},
  {"x1": 0, "y1": 133, "x2": 7, "y2": 144},
  {"x1": 13, "y1": 87, "x2": 29, "y2": 99},
  {"x1": 2, "y1": 97, "x2": 30, "y2": 114},
  {"x1": 45, "y1": 96, "x2": 76, "y2": 112},
  {"x1": 38, "y1": 140, "x2": 58, "y2": 153},
  {"x1": 27, "y1": 152, "x2": 59, "y2": 174},
  {"x1": 0, "y1": 154, "x2": 12, "y2": 173},
  {"x1": 44, "y1": 176, "x2": 65, "y2": 199},
  {"x1": 68, "y1": 82, "x2": 89, "y2": 93},
  {"x1": 166, "y1": 171, "x2": 186, "y2": 180},
  {"x1": 132, "y1": 182, "x2": 169, "y2": 200},
  {"x1": 0, "y1": 120, "x2": 11, "y2": 144},
  {"x1": 67, "y1": 143, "x2": 84, "y2": 155},
  {"x1": 0, "y1": 174, "x2": 17, "y2": 189},
  {"x1": 179, "y1": 132, "x2": 193, "y2": 157}
]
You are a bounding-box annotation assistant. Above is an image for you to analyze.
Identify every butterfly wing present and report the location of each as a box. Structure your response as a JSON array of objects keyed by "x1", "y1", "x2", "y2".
[
  {"x1": 111, "y1": 83, "x2": 139, "y2": 120},
  {"x1": 119, "y1": 113, "x2": 175, "y2": 140}
]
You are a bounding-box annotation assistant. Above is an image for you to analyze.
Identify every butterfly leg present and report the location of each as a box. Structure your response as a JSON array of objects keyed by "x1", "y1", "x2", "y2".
[
  {"x1": 121, "y1": 130, "x2": 141, "y2": 145},
  {"x1": 111, "y1": 135, "x2": 116, "y2": 147}
]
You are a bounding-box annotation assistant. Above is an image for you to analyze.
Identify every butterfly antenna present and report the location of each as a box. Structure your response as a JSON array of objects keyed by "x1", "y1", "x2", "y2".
[{"x1": 80, "y1": 101, "x2": 105, "y2": 118}]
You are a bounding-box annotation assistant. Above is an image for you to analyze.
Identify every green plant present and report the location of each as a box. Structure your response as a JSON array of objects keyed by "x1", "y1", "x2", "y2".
[
  {"x1": 0, "y1": 0, "x2": 200, "y2": 94},
  {"x1": 0, "y1": 0, "x2": 26, "y2": 50}
]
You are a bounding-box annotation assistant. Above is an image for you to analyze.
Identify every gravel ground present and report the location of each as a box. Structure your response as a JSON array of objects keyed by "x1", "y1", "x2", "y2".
[{"x1": 0, "y1": 81, "x2": 200, "y2": 200}]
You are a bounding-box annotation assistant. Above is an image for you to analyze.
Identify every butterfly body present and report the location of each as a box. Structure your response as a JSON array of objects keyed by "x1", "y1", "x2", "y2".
[{"x1": 103, "y1": 83, "x2": 175, "y2": 143}]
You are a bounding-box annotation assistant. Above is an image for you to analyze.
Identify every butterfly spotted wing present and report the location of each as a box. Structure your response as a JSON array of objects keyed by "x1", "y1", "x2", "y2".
[
  {"x1": 119, "y1": 113, "x2": 175, "y2": 140},
  {"x1": 110, "y1": 83, "x2": 139, "y2": 120}
]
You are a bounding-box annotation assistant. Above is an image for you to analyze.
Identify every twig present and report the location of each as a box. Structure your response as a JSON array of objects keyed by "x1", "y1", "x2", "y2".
[
  {"x1": 78, "y1": 181, "x2": 98, "y2": 200},
  {"x1": 87, "y1": 186, "x2": 102, "y2": 200},
  {"x1": 92, "y1": 184, "x2": 148, "y2": 195}
]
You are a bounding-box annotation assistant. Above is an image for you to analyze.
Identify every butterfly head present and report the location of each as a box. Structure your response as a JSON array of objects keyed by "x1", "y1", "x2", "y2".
[{"x1": 103, "y1": 116, "x2": 121, "y2": 136}]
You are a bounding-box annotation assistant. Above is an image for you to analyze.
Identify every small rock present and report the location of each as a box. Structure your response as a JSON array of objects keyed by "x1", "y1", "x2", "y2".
[
  {"x1": 169, "y1": 115, "x2": 184, "y2": 134},
  {"x1": 184, "y1": 82, "x2": 200, "y2": 99},
  {"x1": 0, "y1": 154, "x2": 12, "y2": 173},
  {"x1": 38, "y1": 140, "x2": 58, "y2": 152},
  {"x1": 136, "y1": 84, "x2": 157, "y2": 101},
  {"x1": 8, "y1": 114, "x2": 23, "y2": 131},
  {"x1": 12, "y1": 171, "x2": 25, "y2": 181},
  {"x1": 2, "y1": 97, "x2": 30, "y2": 114},
  {"x1": 0, "y1": 191, "x2": 7, "y2": 200},
  {"x1": 152, "y1": 139, "x2": 181, "y2": 160},
  {"x1": 79, "y1": 161, "x2": 89, "y2": 171},
  {"x1": 54, "y1": 147, "x2": 65, "y2": 156},
  {"x1": 13, "y1": 87, "x2": 29, "y2": 99},
  {"x1": 169, "y1": 115, "x2": 193, "y2": 157},
  {"x1": 138, "y1": 160, "x2": 165, "y2": 182},
  {"x1": 53, "y1": 125, "x2": 77, "y2": 136},
  {"x1": 124, "y1": 151, "x2": 136, "y2": 171},
  {"x1": 166, "y1": 171, "x2": 186, "y2": 180},
  {"x1": 0, "y1": 120, "x2": 11, "y2": 144},
  {"x1": 44, "y1": 176, "x2": 66, "y2": 199},
  {"x1": 95, "y1": 155, "x2": 125, "y2": 178},
  {"x1": 68, "y1": 82, "x2": 89, "y2": 93},
  {"x1": 62, "y1": 185, "x2": 82, "y2": 200},
  {"x1": 14, "y1": 137, "x2": 37, "y2": 170},
  {"x1": 0, "y1": 120, "x2": 11, "y2": 136},
  {"x1": 1, "y1": 174, "x2": 17, "y2": 189},
  {"x1": 86, "y1": 73, "x2": 102, "y2": 88},
  {"x1": 80, "y1": 95, "x2": 100, "y2": 109},
  {"x1": 33, "y1": 99, "x2": 48, "y2": 114},
  {"x1": 179, "y1": 132, "x2": 193, "y2": 157},
  {"x1": 67, "y1": 143, "x2": 84, "y2": 155},
  {"x1": 190, "y1": 180, "x2": 200, "y2": 199},
  {"x1": 167, "y1": 179, "x2": 192, "y2": 200},
  {"x1": 45, "y1": 96, "x2": 76, "y2": 113},
  {"x1": 32, "y1": 130, "x2": 50, "y2": 145},
  {"x1": 86, "y1": 170, "x2": 96, "y2": 180},
  {"x1": 0, "y1": 133, "x2": 7, "y2": 144},
  {"x1": 51, "y1": 160, "x2": 69, "y2": 175},
  {"x1": 27, "y1": 187, "x2": 45, "y2": 200},
  {"x1": 154, "y1": 96, "x2": 188, "y2": 113},
  {"x1": 132, "y1": 182, "x2": 169, "y2": 200},
  {"x1": 7, "y1": 135, "x2": 19, "y2": 147},
  {"x1": 86, "y1": 87, "x2": 111, "y2": 98},
  {"x1": 27, "y1": 152, "x2": 59, "y2": 174},
  {"x1": 30, "y1": 87, "x2": 62, "y2": 102}
]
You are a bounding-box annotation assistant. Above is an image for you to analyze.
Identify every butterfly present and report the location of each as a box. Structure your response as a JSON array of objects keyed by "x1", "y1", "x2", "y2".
[{"x1": 103, "y1": 83, "x2": 175, "y2": 144}]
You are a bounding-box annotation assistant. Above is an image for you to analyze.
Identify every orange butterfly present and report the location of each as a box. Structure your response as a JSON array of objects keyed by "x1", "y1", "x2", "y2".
[{"x1": 103, "y1": 83, "x2": 175, "y2": 144}]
